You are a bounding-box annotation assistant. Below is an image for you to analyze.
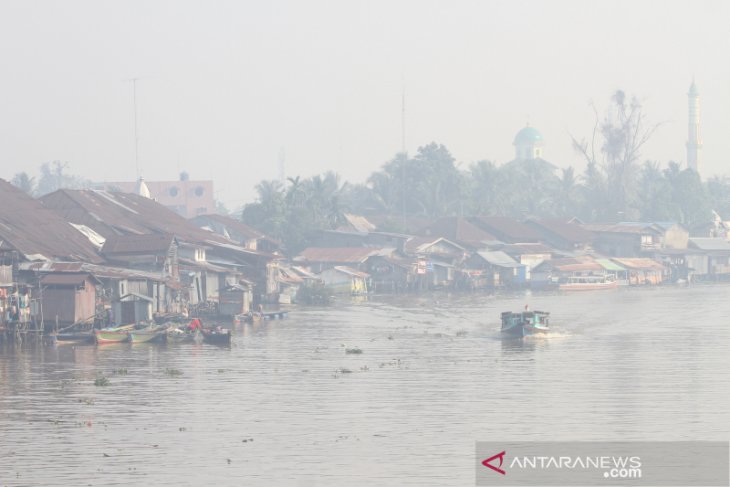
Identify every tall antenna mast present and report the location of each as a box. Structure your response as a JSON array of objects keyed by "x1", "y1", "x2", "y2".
[
  {"x1": 127, "y1": 77, "x2": 140, "y2": 180},
  {"x1": 401, "y1": 79, "x2": 407, "y2": 229}
]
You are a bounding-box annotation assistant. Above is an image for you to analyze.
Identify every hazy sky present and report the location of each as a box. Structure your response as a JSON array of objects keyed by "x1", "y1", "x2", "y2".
[{"x1": 1, "y1": 0, "x2": 728, "y2": 209}]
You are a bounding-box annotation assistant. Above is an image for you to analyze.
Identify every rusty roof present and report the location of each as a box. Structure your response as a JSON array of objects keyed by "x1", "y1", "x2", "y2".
[
  {"x1": 40, "y1": 189, "x2": 231, "y2": 246},
  {"x1": 0, "y1": 180, "x2": 103, "y2": 263},
  {"x1": 612, "y1": 258, "x2": 665, "y2": 270},
  {"x1": 418, "y1": 217, "x2": 497, "y2": 248},
  {"x1": 41, "y1": 273, "x2": 97, "y2": 286},
  {"x1": 20, "y1": 261, "x2": 171, "y2": 283},
  {"x1": 499, "y1": 243, "x2": 554, "y2": 255},
  {"x1": 583, "y1": 223, "x2": 662, "y2": 235},
  {"x1": 469, "y1": 216, "x2": 541, "y2": 243},
  {"x1": 102, "y1": 233, "x2": 175, "y2": 255},
  {"x1": 295, "y1": 247, "x2": 381, "y2": 264},
  {"x1": 526, "y1": 219, "x2": 594, "y2": 244},
  {"x1": 191, "y1": 214, "x2": 280, "y2": 244}
]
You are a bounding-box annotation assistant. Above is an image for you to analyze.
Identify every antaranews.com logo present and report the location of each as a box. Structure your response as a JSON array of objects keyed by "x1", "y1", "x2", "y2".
[
  {"x1": 482, "y1": 449, "x2": 642, "y2": 479},
  {"x1": 475, "y1": 441, "x2": 728, "y2": 486}
]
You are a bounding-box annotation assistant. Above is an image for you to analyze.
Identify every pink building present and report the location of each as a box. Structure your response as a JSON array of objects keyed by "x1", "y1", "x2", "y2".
[{"x1": 101, "y1": 178, "x2": 215, "y2": 218}]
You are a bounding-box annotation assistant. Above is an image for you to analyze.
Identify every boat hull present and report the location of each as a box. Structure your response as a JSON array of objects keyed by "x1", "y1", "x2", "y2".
[
  {"x1": 501, "y1": 323, "x2": 549, "y2": 337},
  {"x1": 52, "y1": 332, "x2": 95, "y2": 345},
  {"x1": 558, "y1": 281, "x2": 618, "y2": 291},
  {"x1": 501, "y1": 310, "x2": 550, "y2": 338},
  {"x1": 95, "y1": 330, "x2": 131, "y2": 344},
  {"x1": 166, "y1": 328, "x2": 201, "y2": 343},
  {"x1": 130, "y1": 329, "x2": 166, "y2": 343},
  {"x1": 201, "y1": 329, "x2": 232, "y2": 346}
]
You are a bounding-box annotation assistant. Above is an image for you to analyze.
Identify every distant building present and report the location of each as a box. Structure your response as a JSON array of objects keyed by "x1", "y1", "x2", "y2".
[
  {"x1": 513, "y1": 125, "x2": 545, "y2": 160},
  {"x1": 100, "y1": 176, "x2": 215, "y2": 218}
]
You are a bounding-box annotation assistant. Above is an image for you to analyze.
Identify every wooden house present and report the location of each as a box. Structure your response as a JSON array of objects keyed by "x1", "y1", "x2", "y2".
[
  {"x1": 39, "y1": 273, "x2": 100, "y2": 328},
  {"x1": 319, "y1": 266, "x2": 370, "y2": 295}
]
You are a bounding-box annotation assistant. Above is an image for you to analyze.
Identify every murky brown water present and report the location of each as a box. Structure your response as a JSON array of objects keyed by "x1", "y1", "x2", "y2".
[{"x1": 1, "y1": 285, "x2": 729, "y2": 486}]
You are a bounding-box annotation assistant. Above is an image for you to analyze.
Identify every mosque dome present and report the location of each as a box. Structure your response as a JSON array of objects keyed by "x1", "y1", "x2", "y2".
[{"x1": 513, "y1": 125, "x2": 544, "y2": 146}]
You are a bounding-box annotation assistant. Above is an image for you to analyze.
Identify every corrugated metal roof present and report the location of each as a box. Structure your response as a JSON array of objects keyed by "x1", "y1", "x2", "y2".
[
  {"x1": 469, "y1": 216, "x2": 542, "y2": 242},
  {"x1": 500, "y1": 243, "x2": 553, "y2": 255},
  {"x1": 102, "y1": 233, "x2": 175, "y2": 254},
  {"x1": 0, "y1": 180, "x2": 103, "y2": 263},
  {"x1": 689, "y1": 238, "x2": 730, "y2": 251},
  {"x1": 417, "y1": 217, "x2": 497, "y2": 247},
  {"x1": 41, "y1": 189, "x2": 277, "y2": 264},
  {"x1": 339, "y1": 214, "x2": 377, "y2": 233},
  {"x1": 595, "y1": 259, "x2": 627, "y2": 271},
  {"x1": 41, "y1": 273, "x2": 96, "y2": 286},
  {"x1": 526, "y1": 219, "x2": 594, "y2": 243},
  {"x1": 20, "y1": 261, "x2": 170, "y2": 283},
  {"x1": 553, "y1": 262, "x2": 604, "y2": 272},
  {"x1": 331, "y1": 266, "x2": 370, "y2": 278},
  {"x1": 191, "y1": 214, "x2": 280, "y2": 245},
  {"x1": 41, "y1": 189, "x2": 231, "y2": 247},
  {"x1": 476, "y1": 251, "x2": 522, "y2": 268},
  {"x1": 583, "y1": 224, "x2": 661, "y2": 235},
  {"x1": 612, "y1": 258, "x2": 665, "y2": 270},
  {"x1": 295, "y1": 247, "x2": 380, "y2": 264},
  {"x1": 404, "y1": 236, "x2": 465, "y2": 255}
]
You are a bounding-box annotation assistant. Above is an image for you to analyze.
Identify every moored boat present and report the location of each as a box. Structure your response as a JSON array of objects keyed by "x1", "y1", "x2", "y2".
[
  {"x1": 130, "y1": 325, "x2": 167, "y2": 344},
  {"x1": 95, "y1": 327, "x2": 131, "y2": 344},
  {"x1": 201, "y1": 327, "x2": 232, "y2": 346},
  {"x1": 166, "y1": 326, "x2": 201, "y2": 343},
  {"x1": 558, "y1": 275, "x2": 618, "y2": 291},
  {"x1": 501, "y1": 310, "x2": 550, "y2": 337},
  {"x1": 51, "y1": 332, "x2": 95, "y2": 346}
]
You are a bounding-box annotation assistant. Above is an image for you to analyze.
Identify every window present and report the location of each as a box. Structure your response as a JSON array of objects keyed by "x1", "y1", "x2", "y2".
[
  {"x1": 169, "y1": 186, "x2": 179, "y2": 197},
  {"x1": 194, "y1": 186, "x2": 205, "y2": 197}
]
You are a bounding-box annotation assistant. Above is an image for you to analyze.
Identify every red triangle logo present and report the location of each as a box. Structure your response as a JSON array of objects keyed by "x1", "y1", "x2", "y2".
[{"x1": 482, "y1": 450, "x2": 506, "y2": 475}]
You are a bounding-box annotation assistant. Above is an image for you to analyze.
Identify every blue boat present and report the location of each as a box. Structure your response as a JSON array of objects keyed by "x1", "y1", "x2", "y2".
[{"x1": 501, "y1": 310, "x2": 550, "y2": 337}]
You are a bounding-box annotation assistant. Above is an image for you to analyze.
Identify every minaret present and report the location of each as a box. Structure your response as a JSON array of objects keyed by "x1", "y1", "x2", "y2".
[{"x1": 687, "y1": 80, "x2": 702, "y2": 173}]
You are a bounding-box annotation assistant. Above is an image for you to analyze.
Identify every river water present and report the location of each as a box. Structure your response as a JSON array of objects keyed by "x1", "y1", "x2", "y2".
[{"x1": 1, "y1": 285, "x2": 729, "y2": 486}]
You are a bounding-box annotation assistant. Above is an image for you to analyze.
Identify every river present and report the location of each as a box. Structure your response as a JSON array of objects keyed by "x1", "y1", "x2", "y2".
[{"x1": 1, "y1": 285, "x2": 729, "y2": 486}]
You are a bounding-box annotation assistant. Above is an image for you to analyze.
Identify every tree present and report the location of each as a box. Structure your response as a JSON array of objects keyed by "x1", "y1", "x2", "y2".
[
  {"x1": 637, "y1": 161, "x2": 676, "y2": 221},
  {"x1": 11, "y1": 172, "x2": 36, "y2": 195},
  {"x1": 553, "y1": 167, "x2": 582, "y2": 218},
  {"x1": 572, "y1": 91, "x2": 661, "y2": 220},
  {"x1": 706, "y1": 176, "x2": 730, "y2": 219},
  {"x1": 36, "y1": 161, "x2": 91, "y2": 196},
  {"x1": 466, "y1": 160, "x2": 504, "y2": 216},
  {"x1": 671, "y1": 168, "x2": 712, "y2": 228},
  {"x1": 368, "y1": 143, "x2": 462, "y2": 218}
]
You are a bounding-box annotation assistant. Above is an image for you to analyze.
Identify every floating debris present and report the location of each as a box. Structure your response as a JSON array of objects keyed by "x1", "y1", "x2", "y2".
[
  {"x1": 455, "y1": 330, "x2": 468, "y2": 337},
  {"x1": 345, "y1": 348, "x2": 363, "y2": 354},
  {"x1": 94, "y1": 377, "x2": 110, "y2": 387},
  {"x1": 112, "y1": 368, "x2": 128, "y2": 375},
  {"x1": 164, "y1": 368, "x2": 183, "y2": 376},
  {"x1": 338, "y1": 368, "x2": 353, "y2": 374}
]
